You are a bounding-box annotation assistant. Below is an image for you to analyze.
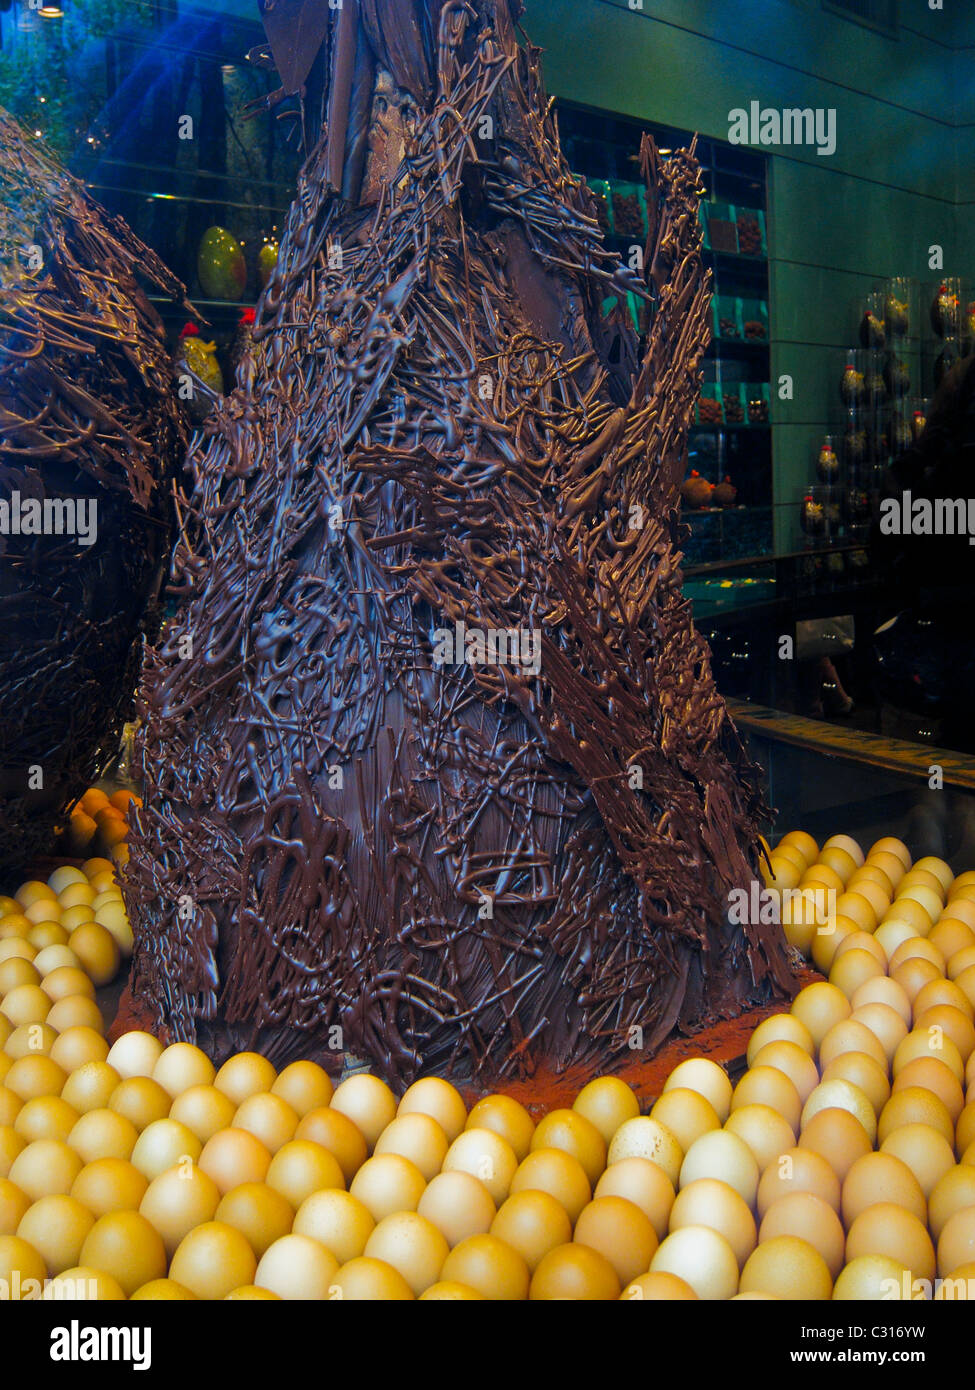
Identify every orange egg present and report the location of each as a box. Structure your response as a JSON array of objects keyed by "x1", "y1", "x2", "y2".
[
  {"x1": 819, "y1": 1018, "x2": 888, "y2": 1071},
  {"x1": 755, "y1": 1149, "x2": 844, "y2": 1222},
  {"x1": 170, "y1": 1220, "x2": 257, "y2": 1300},
  {"x1": 847, "y1": 1202, "x2": 936, "y2": 1282},
  {"x1": 798, "y1": 1107, "x2": 872, "y2": 1181},
  {"x1": 898, "y1": 868, "x2": 946, "y2": 903},
  {"x1": 894, "y1": 1029, "x2": 964, "y2": 1084},
  {"x1": 489, "y1": 1189, "x2": 571, "y2": 1272},
  {"x1": 530, "y1": 1109, "x2": 606, "y2": 1187},
  {"x1": 328, "y1": 1255, "x2": 414, "y2": 1300},
  {"x1": 294, "y1": 1107, "x2": 368, "y2": 1185},
  {"x1": 65, "y1": 924, "x2": 119, "y2": 986},
  {"x1": 879, "y1": 1087, "x2": 954, "y2": 1146},
  {"x1": 937, "y1": 1208, "x2": 975, "y2": 1278},
  {"x1": 0, "y1": 1127, "x2": 26, "y2": 1180},
  {"x1": 0, "y1": 1177, "x2": 30, "y2": 1236},
  {"x1": 739, "y1": 1234, "x2": 832, "y2": 1299},
  {"x1": 364, "y1": 1211, "x2": 449, "y2": 1296},
  {"x1": 270, "y1": 1060, "x2": 333, "y2": 1117},
  {"x1": 941, "y1": 898, "x2": 975, "y2": 932},
  {"x1": 151, "y1": 1043, "x2": 216, "y2": 1099},
  {"x1": 874, "y1": 918, "x2": 921, "y2": 964},
  {"x1": 293, "y1": 1188, "x2": 376, "y2": 1263},
  {"x1": 46, "y1": 995, "x2": 103, "y2": 1034},
  {"x1": 759, "y1": 1193, "x2": 845, "y2": 1279},
  {"x1": 731, "y1": 1068, "x2": 801, "y2": 1132},
  {"x1": 213, "y1": 1052, "x2": 277, "y2": 1108},
  {"x1": 264, "y1": 1139, "x2": 344, "y2": 1207},
  {"x1": 1, "y1": 984, "x2": 50, "y2": 1028},
  {"x1": 650, "y1": 1225, "x2": 739, "y2": 1300},
  {"x1": 750, "y1": 1041, "x2": 819, "y2": 1105},
  {"x1": 747, "y1": 1013, "x2": 815, "y2": 1065},
  {"x1": 915, "y1": 976, "x2": 975, "y2": 1026},
  {"x1": 0, "y1": 1088, "x2": 21, "y2": 1127},
  {"x1": 168, "y1": 1085, "x2": 236, "y2": 1144},
  {"x1": 678, "y1": 1129, "x2": 759, "y2": 1208},
  {"x1": 374, "y1": 1113, "x2": 448, "y2": 1181},
  {"x1": 894, "y1": 1058, "x2": 964, "y2": 1123},
  {"x1": 948, "y1": 948, "x2": 975, "y2": 982},
  {"x1": 928, "y1": 1165, "x2": 975, "y2": 1241},
  {"x1": 957, "y1": 966, "x2": 975, "y2": 1014},
  {"x1": 130, "y1": 1279, "x2": 197, "y2": 1300},
  {"x1": 80, "y1": 1210, "x2": 167, "y2": 1297},
  {"x1": 764, "y1": 856, "x2": 802, "y2": 893},
  {"x1": 441, "y1": 1232, "x2": 530, "y2": 1300},
  {"x1": 215, "y1": 1182, "x2": 294, "y2": 1258},
  {"x1": 348, "y1": 1154, "x2": 426, "y2": 1222},
  {"x1": 818, "y1": 847, "x2": 859, "y2": 886},
  {"x1": 842, "y1": 1150, "x2": 927, "y2": 1227},
  {"x1": 802, "y1": 1079, "x2": 877, "y2": 1144},
  {"x1": 958, "y1": 1103, "x2": 975, "y2": 1155},
  {"x1": 777, "y1": 830, "x2": 819, "y2": 866},
  {"x1": 930, "y1": 918, "x2": 975, "y2": 962},
  {"x1": 791, "y1": 982, "x2": 851, "y2": 1050},
  {"x1": 329, "y1": 1073, "x2": 397, "y2": 1150},
  {"x1": 811, "y1": 917, "x2": 857, "y2": 974},
  {"x1": 466, "y1": 1094, "x2": 535, "y2": 1162},
  {"x1": 650, "y1": 1089, "x2": 720, "y2": 1155},
  {"x1": 70, "y1": 1158, "x2": 146, "y2": 1217},
  {"x1": 16, "y1": 881, "x2": 58, "y2": 911},
  {"x1": 880, "y1": 1124, "x2": 955, "y2": 1200},
  {"x1": 139, "y1": 1164, "x2": 221, "y2": 1257},
  {"x1": 509, "y1": 1148, "x2": 591, "y2": 1224},
  {"x1": 851, "y1": 974, "x2": 912, "y2": 1025},
  {"x1": 621, "y1": 1271, "x2": 698, "y2": 1301},
  {"x1": 416, "y1": 1171, "x2": 496, "y2": 1247},
  {"x1": 397, "y1": 1077, "x2": 467, "y2": 1144},
  {"x1": 724, "y1": 1105, "x2": 796, "y2": 1173},
  {"x1": 198, "y1": 1127, "x2": 272, "y2": 1195},
  {"x1": 892, "y1": 956, "x2": 943, "y2": 1007},
  {"x1": 108, "y1": 1077, "x2": 170, "y2": 1132},
  {"x1": 0, "y1": 956, "x2": 40, "y2": 994},
  {"x1": 232, "y1": 1093, "x2": 299, "y2": 1154},
  {"x1": 16, "y1": 1194, "x2": 94, "y2": 1273},
  {"x1": 831, "y1": 947, "x2": 885, "y2": 1000},
  {"x1": 571, "y1": 1076, "x2": 640, "y2": 1145},
  {"x1": 851, "y1": 1002, "x2": 909, "y2": 1064}
]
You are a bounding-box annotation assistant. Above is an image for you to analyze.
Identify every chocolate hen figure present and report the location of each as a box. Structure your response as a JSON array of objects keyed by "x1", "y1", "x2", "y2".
[
  {"x1": 124, "y1": 0, "x2": 794, "y2": 1084},
  {"x1": 0, "y1": 111, "x2": 185, "y2": 874}
]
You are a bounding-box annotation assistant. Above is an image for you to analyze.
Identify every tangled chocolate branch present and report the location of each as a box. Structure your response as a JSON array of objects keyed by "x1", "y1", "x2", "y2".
[
  {"x1": 125, "y1": 0, "x2": 794, "y2": 1084},
  {"x1": 0, "y1": 110, "x2": 186, "y2": 874}
]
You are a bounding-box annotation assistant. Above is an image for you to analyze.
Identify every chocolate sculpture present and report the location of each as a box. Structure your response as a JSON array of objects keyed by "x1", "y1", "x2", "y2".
[
  {"x1": 124, "y1": 0, "x2": 794, "y2": 1083},
  {"x1": 0, "y1": 111, "x2": 185, "y2": 874}
]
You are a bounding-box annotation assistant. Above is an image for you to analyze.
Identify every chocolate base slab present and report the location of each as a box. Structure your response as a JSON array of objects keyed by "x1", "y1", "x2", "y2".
[{"x1": 124, "y1": 0, "x2": 796, "y2": 1086}]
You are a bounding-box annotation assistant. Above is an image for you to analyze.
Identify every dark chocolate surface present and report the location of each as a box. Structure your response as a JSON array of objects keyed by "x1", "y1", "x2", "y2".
[
  {"x1": 124, "y1": 0, "x2": 795, "y2": 1084},
  {"x1": 0, "y1": 111, "x2": 186, "y2": 874}
]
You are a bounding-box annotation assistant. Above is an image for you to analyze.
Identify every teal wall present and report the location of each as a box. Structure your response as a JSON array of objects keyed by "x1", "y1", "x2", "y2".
[{"x1": 527, "y1": 0, "x2": 970, "y2": 550}]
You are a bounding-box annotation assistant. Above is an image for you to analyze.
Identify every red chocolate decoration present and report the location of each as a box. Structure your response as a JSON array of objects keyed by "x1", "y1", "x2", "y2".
[
  {"x1": 123, "y1": 0, "x2": 795, "y2": 1085},
  {"x1": 0, "y1": 110, "x2": 186, "y2": 875}
]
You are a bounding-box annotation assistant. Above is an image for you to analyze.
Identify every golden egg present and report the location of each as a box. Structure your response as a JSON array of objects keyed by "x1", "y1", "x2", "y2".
[
  {"x1": 416, "y1": 1170, "x2": 495, "y2": 1247},
  {"x1": 49, "y1": 1027, "x2": 108, "y2": 1073},
  {"x1": 573, "y1": 1193, "x2": 658, "y2": 1286},
  {"x1": 938, "y1": 1208, "x2": 975, "y2": 1278},
  {"x1": 66, "y1": 924, "x2": 119, "y2": 986},
  {"x1": 831, "y1": 948, "x2": 885, "y2": 1000},
  {"x1": 894, "y1": 1029, "x2": 964, "y2": 1084},
  {"x1": 823, "y1": 834, "x2": 865, "y2": 867},
  {"x1": 950, "y1": 949, "x2": 975, "y2": 984},
  {"x1": 466, "y1": 1094, "x2": 535, "y2": 1161},
  {"x1": 108, "y1": 1076, "x2": 170, "y2": 1132},
  {"x1": 1, "y1": 984, "x2": 51, "y2": 1028},
  {"x1": 818, "y1": 847, "x2": 859, "y2": 886},
  {"x1": 0, "y1": 1233, "x2": 48, "y2": 1294},
  {"x1": 749, "y1": 1042, "x2": 819, "y2": 1106},
  {"x1": 509, "y1": 1147, "x2": 591, "y2": 1224},
  {"x1": 6, "y1": 1056, "x2": 66, "y2": 1102},
  {"x1": 958, "y1": 1103, "x2": 975, "y2": 1154},
  {"x1": 213, "y1": 1052, "x2": 277, "y2": 1107},
  {"x1": 649, "y1": 1224, "x2": 739, "y2": 1300},
  {"x1": 0, "y1": 936, "x2": 35, "y2": 961},
  {"x1": 914, "y1": 1003, "x2": 975, "y2": 1063},
  {"x1": 941, "y1": 898, "x2": 975, "y2": 933},
  {"x1": 105, "y1": 1031, "x2": 163, "y2": 1081},
  {"x1": 928, "y1": 1165, "x2": 975, "y2": 1241},
  {"x1": 47, "y1": 868, "x2": 87, "y2": 895},
  {"x1": 834, "y1": 929, "x2": 887, "y2": 966},
  {"x1": 46, "y1": 995, "x2": 103, "y2": 1034},
  {"x1": 607, "y1": 1116, "x2": 683, "y2": 1187},
  {"x1": 781, "y1": 889, "x2": 826, "y2": 955},
  {"x1": 397, "y1": 1077, "x2": 467, "y2": 1144},
  {"x1": 168, "y1": 1084, "x2": 236, "y2": 1144},
  {"x1": 620, "y1": 1271, "x2": 698, "y2": 1300},
  {"x1": 897, "y1": 883, "x2": 942, "y2": 925},
  {"x1": 445, "y1": 1126, "x2": 518, "y2": 1205},
  {"x1": 880, "y1": 1123, "x2": 955, "y2": 1200},
  {"x1": 170, "y1": 1220, "x2": 258, "y2": 1299},
  {"x1": 294, "y1": 1106, "x2": 368, "y2": 1185},
  {"x1": 139, "y1": 1163, "x2": 220, "y2": 1257},
  {"x1": 765, "y1": 856, "x2": 801, "y2": 893},
  {"x1": 373, "y1": 1113, "x2": 447, "y2": 1181},
  {"x1": 0, "y1": 1127, "x2": 26, "y2": 1179},
  {"x1": 270, "y1": 1060, "x2": 332, "y2": 1116},
  {"x1": 754, "y1": 1145, "x2": 838, "y2": 1218},
  {"x1": 348, "y1": 1153, "x2": 426, "y2": 1222},
  {"x1": 851, "y1": 1003, "x2": 909, "y2": 1064},
  {"x1": 58, "y1": 907, "x2": 94, "y2": 934},
  {"x1": 232, "y1": 1092, "x2": 298, "y2": 1155},
  {"x1": 811, "y1": 918, "x2": 857, "y2": 974},
  {"x1": 92, "y1": 903, "x2": 133, "y2": 958},
  {"x1": 363, "y1": 1210, "x2": 449, "y2": 1296},
  {"x1": 819, "y1": 1018, "x2": 888, "y2": 1072},
  {"x1": 791, "y1": 982, "x2": 851, "y2": 1050},
  {"x1": 759, "y1": 1192, "x2": 844, "y2": 1279},
  {"x1": 214, "y1": 1181, "x2": 294, "y2": 1258},
  {"x1": 44, "y1": 1264, "x2": 126, "y2": 1300},
  {"x1": 131, "y1": 1279, "x2": 197, "y2": 1300},
  {"x1": 572, "y1": 1074, "x2": 640, "y2": 1142},
  {"x1": 846, "y1": 877, "x2": 890, "y2": 921},
  {"x1": 869, "y1": 844, "x2": 910, "y2": 883},
  {"x1": 57, "y1": 883, "x2": 96, "y2": 911},
  {"x1": 798, "y1": 1107, "x2": 872, "y2": 1181},
  {"x1": 842, "y1": 1150, "x2": 927, "y2": 1228},
  {"x1": 933, "y1": 1262, "x2": 975, "y2": 1298},
  {"x1": 14, "y1": 1096, "x2": 78, "y2": 1144},
  {"x1": 529, "y1": 1241, "x2": 620, "y2": 1301},
  {"x1": 894, "y1": 1057, "x2": 964, "y2": 1124},
  {"x1": 850, "y1": 863, "x2": 895, "y2": 899},
  {"x1": 440, "y1": 1232, "x2": 530, "y2": 1300},
  {"x1": 0, "y1": 956, "x2": 40, "y2": 994},
  {"x1": 875, "y1": 918, "x2": 921, "y2": 964},
  {"x1": 264, "y1": 1138, "x2": 344, "y2": 1207},
  {"x1": 68, "y1": 1108, "x2": 137, "y2": 1164},
  {"x1": 27, "y1": 923, "x2": 69, "y2": 950},
  {"x1": 820, "y1": 1052, "x2": 890, "y2": 1116},
  {"x1": 740, "y1": 1234, "x2": 832, "y2": 1299},
  {"x1": 4, "y1": 1023, "x2": 57, "y2": 1060},
  {"x1": 70, "y1": 1157, "x2": 146, "y2": 1217},
  {"x1": 930, "y1": 918, "x2": 975, "y2": 962},
  {"x1": 16, "y1": 881, "x2": 58, "y2": 910},
  {"x1": 747, "y1": 1013, "x2": 815, "y2": 1065},
  {"x1": 130, "y1": 1118, "x2": 202, "y2": 1182},
  {"x1": 724, "y1": 1104, "x2": 796, "y2": 1172},
  {"x1": 79, "y1": 1210, "x2": 167, "y2": 1297},
  {"x1": 17, "y1": 1194, "x2": 94, "y2": 1273},
  {"x1": 328, "y1": 1255, "x2": 414, "y2": 1299},
  {"x1": 592, "y1": 1156, "x2": 675, "y2": 1245},
  {"x1": 879, "y1": 1087, "x2": 954, "y2": 1146},
  {"x1": 198, "y1": 1127, "x2": 272, "y2": 1195},
  {"x1": 851, "y1": 974, "x2": 912, "y2": 1024},
  {"x1": 677, "y1": 1129, "x2": 759, "y2": 1208},
  {"x1": 530, "y1": 1108, "x2": 606, "y2": 1187},
  {"x1": 669, "y1": 1178, "x2": 755, "y2": 1267},
  {"x1": 731, "y1": 1067, "x2": 801, "y2": 1132},
  {"x1": 663, "y1": 1059, "x2": 733, "y2": 1123},
  {"x1": 489, "y1": 1189, "x2": 571, "y2": 1271},
  {"x1": 330, "y1": 1073, "x2": 397, "y2": 1150},
  {"x1": 417, "y1": 1279, "x2": 485, "y2": 1299},
  {"x1": 0, "y1": 915, "x2": 33, "y2": 944},
  {"x1": 650, "y1": 1089, "x2": 720, "y2": 1154},
  {"x1": 33, "y1": 945, "x2": 79, "y2": 975},
  {"x1": 900, "y1": 865, "x2": 948, "y2": 899},
  {"x1": 60, "y1": 1062, "x2": 120, "y2": 1115},
  {"x1": 802, "y1": 1079, "x2": 876, "y2": 1143},
  {"x1": 9, "y1": 1138, "x2": 82, "y2": 1201},
  {"x1": 0, "y1": 1177, "x2": 30, "y2": 1235},
  {"x1": 152, "y1": 1043, "x2": 216, "y2": 1099},
  {"x1": 293, "y1": 1188, "x2": 375, "y2": 1262},
  {"x1": 846, "y1": 1201, "x2": 935, "y2": 1282},
  {"x1": 778, "y1": 830, "x2": 819, "y2": 866}
]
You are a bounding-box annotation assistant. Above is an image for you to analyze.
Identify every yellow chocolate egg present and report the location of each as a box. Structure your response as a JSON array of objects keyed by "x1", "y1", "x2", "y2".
[
  {"x1": 215, "y1": 1182, "x2": 295, "y2": 1258},
  {"x1": 416, "y1": 1170, "x2": 496, "y2": 1247},
  {"x1": 168, "y1": 1084, "x2": 236, "y2": 1143},
  {"x1": 213, "y1": 1052, "x2": 277, "y2": 1107},
  {"x1": 68, "y1": 1108, "x2": 138, "y2": 1163},
  {"x1": 198, "y1": 1127, "x2": 272, "y2": 1194},
  {"x1": 17, "y1": 1194, "x2": 94, "y2": 1273},
  {"x1": 232, "y1": 1092, "x2": 299, "y2": 1154},
  {"x1": 130, "y1": 1119, "x2": 202, "y2": 1181},
  {"x1": 739, "y1": 1235, "x2": 832, "y2": 1299},
  {"x1": 70, "y1": 1158, "x2": 146, "y2": 1217},
  {"x1": 374, "y1": 1112, "x2": 448, "y2": 1181},
  {"x1": 466, "y1": 1094, "x2": 535, "y2": 1161},
  {"x1": 293, "y1": 1188, "x2": 375, "y2": 1263},
  {"x1": 270, "y1": 1060, "x2": 333, "y2": 1116},
  {"x1": 139, "y1": 1163, "x2": 220, "y2": 1257},
  {"x1": 264, "y1": 1138, "x2": 344, "y2": 1206},
  {"x1": 294, "y1": 1107, "x2": 367, "y2": 1184},
  {"x1": 650, "y1": 1225, "x2": 739, "y2": 1300},
  {"x1": 509, "y1": 1147, "x2": 591, "y2": 1224},
  {"x1": 169, "y1": 1220, "x2": 257, "y2": 1300},
  {"x1": 364, "y1": 1210, "x2": 450, "y2": 1296},
  {"x1": 152, "y1": 1043, "x2": 216, "y2": 1099},
  {"x1": 330, "y1": 1073, "x2": 397, "y2": 1150},
  {"x1": 328, "y1": 1255, "x2": 414, "y2": 1300},
  {"x1": 572, "y1": 1075, "x2": 640, "y2": 1144},
  {"x1": 349, "y1": 1154, "x2": 426, "y2": 1222}
]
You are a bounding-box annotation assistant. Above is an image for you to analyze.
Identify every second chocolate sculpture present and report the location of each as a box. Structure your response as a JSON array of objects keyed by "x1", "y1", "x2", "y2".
[{"x1": 123, "y1": 0, "x2": 795, "y2": 1084}]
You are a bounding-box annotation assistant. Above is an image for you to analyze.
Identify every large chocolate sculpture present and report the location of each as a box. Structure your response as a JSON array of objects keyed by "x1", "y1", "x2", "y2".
[
  {"x1": 0, "y1": 112, "x2": 185, "y2": 875},
  {"x1": 124, "y1": 0, "x2": 795, "y2": 1084}
]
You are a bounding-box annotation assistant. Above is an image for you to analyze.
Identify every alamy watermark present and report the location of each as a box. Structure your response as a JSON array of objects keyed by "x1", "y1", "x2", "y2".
[
  {"x1": 879, "y1": 491, "x2": 975, "y2": 544},
  {"x1": 0, "y1": 490, "x2": 98, "y2": 547},
  {"x1": 728, "y1": 882, "x2": 836, "y2": 927},
  {"x1": 729, "y1": 101, "x2": 836, "y2": 157},
  {"x1": 432, "y1": 619, "x2": 541, "y2": 676}
]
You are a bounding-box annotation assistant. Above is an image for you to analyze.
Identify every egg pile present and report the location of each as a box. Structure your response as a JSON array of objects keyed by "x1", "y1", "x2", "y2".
[
  {"x1": 1, "y1": 830, "x2": 975, "y2": 1299},
  {"x1": 62, "y1": 788, "x2": 138, "y2": 865}
]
